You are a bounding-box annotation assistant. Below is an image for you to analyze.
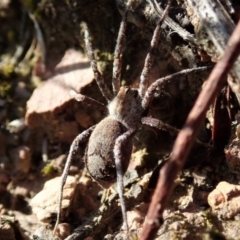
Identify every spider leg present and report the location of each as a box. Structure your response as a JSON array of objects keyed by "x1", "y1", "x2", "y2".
[
  {"x1": 142, "y1": 66, "x2": 210, "y2": 110},
  {"x1": 139, "y1": 0, "x2": 172, "y2": 97},
  {"x1": 141, "y1": 116, "x2": 179, "y2": 137},
  {"x1": 112, "y1": 13, "x2": 127, "y2": 95},
  {"x1": 53, "y1": 125, "x2": 96, "y2": 234},
  {"x1": 142, "y1": 116, "x2": 209, "y2": 148},
  {"x1": 113, "y1": 128, "x2": 136, "y2": 232},
  {"x1": 112, "y1": 2, "x2": 131, "y2": 94},
  {"x1": 113, "y1": 0, "x2": 141, "y2": 94},
  {"x1": 81, "y1": 22, "x2": 113, "y2": 102},
  {"x1": 70, "y1": 90, "x2": 108, "y2": 114}
]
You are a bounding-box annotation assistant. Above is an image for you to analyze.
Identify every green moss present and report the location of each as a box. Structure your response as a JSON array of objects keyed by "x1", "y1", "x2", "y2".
[
  {"x1": 0, "y1": 63, "x2": 14, "y2": 78},
  {"x1": 41, "y1": 163, "x2": 55, "y2": 176},
  {"x1": 7, "y1": 30, "x2": 15, "y2": 42},
  {"x1": 22, "y1": 0, "x2": 40, "y2": 11},
  {"x1": 129, "y1": 234, "x2": 138, "y2": 240},
  {"x1": 97, "y1": 51, "x2": 113, "y2": 62},
  {"x1": 0, "y1": 81, "x2": 12, "y2": 97},
  {"x1": 203, "y1": 209, "x2": 213, "y2": 228}
]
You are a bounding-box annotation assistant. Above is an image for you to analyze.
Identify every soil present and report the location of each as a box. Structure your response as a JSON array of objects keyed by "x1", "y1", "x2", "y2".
[{"x1": 1, "y1": 0, "x2": 240, "y2": 240}]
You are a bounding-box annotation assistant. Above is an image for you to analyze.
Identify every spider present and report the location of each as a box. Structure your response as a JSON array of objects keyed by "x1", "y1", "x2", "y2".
[{"x1": 53, "y1": 0, "x2": 208, "y2": 235}]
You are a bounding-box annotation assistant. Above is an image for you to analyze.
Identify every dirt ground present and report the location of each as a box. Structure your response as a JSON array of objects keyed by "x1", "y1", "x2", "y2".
[{"x1": 1, "y1": 0, "x2": 240, "y2": 240}]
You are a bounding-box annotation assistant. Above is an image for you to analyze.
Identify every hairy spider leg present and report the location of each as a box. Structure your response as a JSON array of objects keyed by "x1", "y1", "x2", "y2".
[
  {"x1": 53, "y1": 126, "x2": 96, "y2": 234},
  {"x1": 82, "y1": 22, "x2": 113, "y2": 102},
  {"x1": 139, "y1": 0, "x2": 172, "y2": 97},
  {"x1": 142, "y1": 66, "x2": 210, "y2": 109},
  {"x1": 141, "y1": 116, "x2": 179, "y2": 136},
  {"x1": 113, "y1": 0, "x2": 143, "y2": 94},
  {"x1": 113, "y1": 129, "x2": 136, "y2": 232},
  {"x1": 112, "y1": 3, "x2": 128, "y2": 94}
]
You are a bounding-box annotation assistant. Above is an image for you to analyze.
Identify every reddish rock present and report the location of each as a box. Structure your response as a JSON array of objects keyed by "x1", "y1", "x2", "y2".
[
  {"x1": 208, "y1": 181, "x2": 240, "y2": 219},
  {"x1": 25, "y1": 49, "x2": 94, "y2": 144}
]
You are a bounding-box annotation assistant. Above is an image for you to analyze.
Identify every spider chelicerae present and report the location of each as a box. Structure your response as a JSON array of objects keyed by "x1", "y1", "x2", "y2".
[{"x1": 53, "y1": 0, "x2": 207, "y2": 235}]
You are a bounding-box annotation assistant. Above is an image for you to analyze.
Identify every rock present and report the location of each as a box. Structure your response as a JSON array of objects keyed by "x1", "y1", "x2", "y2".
[
  {"x1": 7, "y1": 118, "x2": 26, "y2": 133},
  {"x1": 25, "y1": 49, "x2": 94, "y2": 144},
  {"x1": 54, "y1": 223, "x2": 72, "y2": 240},
  {"x1": 208, "y1": 181, "x2": 240, "y2": 219},
  {"x1": 26, "y1": 79, "x2": 74, "y2": 128},
  {"x1": 30, "y1": 176, "x2": 77, "y2": 223},
  {"x1": 33, "y1": 225, "x2": 59, "y2": 240}
]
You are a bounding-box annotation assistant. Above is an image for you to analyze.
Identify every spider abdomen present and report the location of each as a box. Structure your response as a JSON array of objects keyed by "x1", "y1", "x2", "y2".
[{"x1": 86, "y1": 117, "x2": 133, "y2": 189}]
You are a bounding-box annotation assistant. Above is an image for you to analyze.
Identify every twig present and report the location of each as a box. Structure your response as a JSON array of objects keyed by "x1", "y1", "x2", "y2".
[
  {"x1": 28, "y1": 11, "x2": 46, "y2": 65},
  {"x1": 148, "y1": 0, "x2": 195, "y2": 42},
  {"x1": 185, "y1": 0, "x2": 240, "y2": 102},
  {"x1": 139, "y1": 19, "x2": 240, "y2": 240},
  {"x1": 41, "y1": 135, "x2": 48, "y2": 162}
]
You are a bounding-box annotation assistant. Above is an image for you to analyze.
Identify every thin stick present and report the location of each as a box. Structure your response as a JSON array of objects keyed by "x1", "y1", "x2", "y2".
[
  {"x1": 70, "y1": 90, "x2": 108, "y2": 113},
  {"x1": 140, "y1": 19, "x2": 240, "y2": 240},
  {"x1": 149, "y1": 0, "x2": 195, "y2": 42},
  {"x1": 139, "y1": 0, "x2": 172, "y2": 97},
  {"x1": 28, "y1": 11, "x2": 46, "y2": 65}
]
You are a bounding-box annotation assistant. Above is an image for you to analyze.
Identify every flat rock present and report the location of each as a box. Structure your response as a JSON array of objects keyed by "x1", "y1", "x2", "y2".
[{"x1": 25, "y1": 49, "x2": 94, "y2": 143}]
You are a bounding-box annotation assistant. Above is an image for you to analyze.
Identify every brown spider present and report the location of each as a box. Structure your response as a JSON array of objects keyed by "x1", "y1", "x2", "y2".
[{"x1": 53, "y1": 0, "x2": 208, "y2": 235}]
